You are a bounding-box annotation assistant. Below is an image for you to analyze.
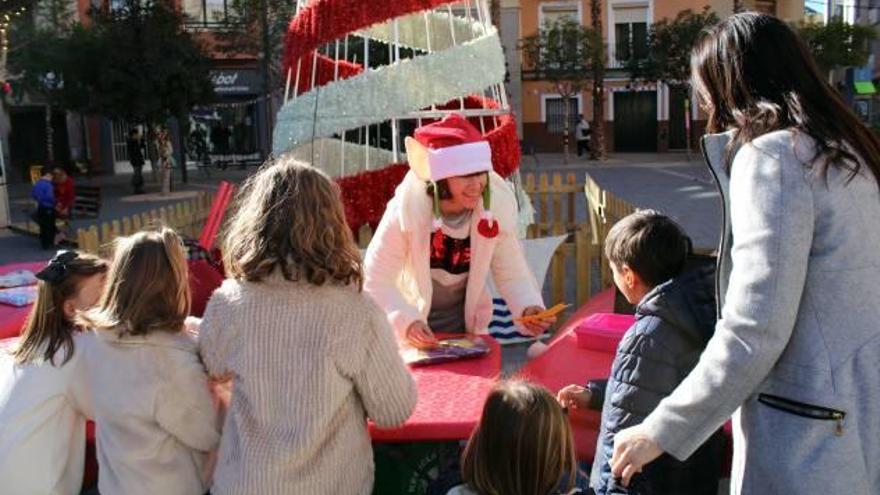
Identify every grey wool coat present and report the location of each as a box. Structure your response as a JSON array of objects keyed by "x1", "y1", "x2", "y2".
[{"x1": 638, "y1": 129, "x2": 880, "y2": 494}]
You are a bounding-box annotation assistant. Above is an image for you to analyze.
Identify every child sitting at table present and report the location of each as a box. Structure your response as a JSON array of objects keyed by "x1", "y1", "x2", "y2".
[
  {"x1": 556, "y1": 210, "x2": 723, "y2": 495},
  {"x1": 0, "y1": 251, "x2": 107, "y2": 495},
  {"x1": 79, "y1": 228, "x2": 220, "y2": 495},
  {"x1": 198, "y1": 157, "x2": 417, "y2": 495},
  {"x1": 447, "y1": 380, "x2": 587, "y2": 495}
]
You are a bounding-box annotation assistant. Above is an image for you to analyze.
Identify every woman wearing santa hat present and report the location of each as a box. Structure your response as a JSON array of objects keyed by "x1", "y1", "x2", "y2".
[{"x1": 364, "y1": 114, "x2": 554, "y2": 348}]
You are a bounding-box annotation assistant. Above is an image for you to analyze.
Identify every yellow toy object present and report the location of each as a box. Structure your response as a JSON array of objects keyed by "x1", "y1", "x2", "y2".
[{"x1": 514, "y1": 303, "x2": 570, "y2": 324}]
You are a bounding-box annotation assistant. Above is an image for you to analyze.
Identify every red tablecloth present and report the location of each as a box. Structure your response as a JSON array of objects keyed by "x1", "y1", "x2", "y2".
[
  {"x1": 516, "y1": 330, "x2": 615, "y2": 462},
  {"x1": 370, "y1": 334, "x2": 502, "y2": 442},
  {"x1": 0, "y1": 262, "x2": 47, "y2": 340},
  {"x1": 0, "y1": 260, "x2": 223, "y2": 339}
]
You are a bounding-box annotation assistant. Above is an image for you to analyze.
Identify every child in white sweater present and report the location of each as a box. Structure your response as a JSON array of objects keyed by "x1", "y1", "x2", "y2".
[
  {"x1": 79, "y1": 228, "x2": 220, "y2": 495},
  {"x1": 0, "y1": 251, "x2": 107, "y2": 495},
  {"x1": 199, "y1": 157, "x2": 417, "y2": 495}
]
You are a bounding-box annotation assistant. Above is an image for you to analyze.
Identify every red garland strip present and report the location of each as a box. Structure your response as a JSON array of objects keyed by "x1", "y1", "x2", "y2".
[
  {"x1": 283, "y1": 0, "x2": 458, "y2": 76},
  {"x1": 294, "y1": 52, "x2": 363, "y2": 96},
  {"x1": 336, "y1": 96, "x2": 521, "y2": 233},
  {"x1": 337, "y1": 164, "x2": 410, "y2": 234}
]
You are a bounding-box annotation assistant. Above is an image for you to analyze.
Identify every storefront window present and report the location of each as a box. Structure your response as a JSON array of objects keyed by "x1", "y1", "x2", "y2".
[{"x1": 190, "y1": 101, "x2": 260, "y2": 165}]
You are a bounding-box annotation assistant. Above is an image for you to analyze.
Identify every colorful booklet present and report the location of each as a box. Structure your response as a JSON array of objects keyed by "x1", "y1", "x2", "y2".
[{"x1": 401, "y1": 336, "x2": 490, "y2": 366}]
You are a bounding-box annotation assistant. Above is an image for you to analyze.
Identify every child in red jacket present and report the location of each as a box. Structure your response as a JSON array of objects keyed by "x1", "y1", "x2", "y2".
[{"x1": 53, "y1": 167, "x2": 75, "y2": 245}]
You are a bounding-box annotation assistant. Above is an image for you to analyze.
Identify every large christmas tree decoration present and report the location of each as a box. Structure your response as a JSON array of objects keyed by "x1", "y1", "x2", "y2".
[{"x1": 277, "y1": 0, "x2": 521, "y2": 232}]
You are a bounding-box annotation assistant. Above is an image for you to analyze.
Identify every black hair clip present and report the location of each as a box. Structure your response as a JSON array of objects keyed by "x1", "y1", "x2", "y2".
[{"x1": 35, "y1": 250, "x2": 79, "y2": 284}]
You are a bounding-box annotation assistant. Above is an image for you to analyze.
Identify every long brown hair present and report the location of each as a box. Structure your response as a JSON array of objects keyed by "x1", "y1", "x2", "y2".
[
  {"x1": 692, "y1": 12, "x2": 880, "y2": 187},
  {"x1": 79, "y1": 228, "x2": 190, "y2": 335},
  {"x1": 222, "y1": 156, "x2": 363, "y2": 288},
  {"x1": 461, "y1": 380, "x2": 578, "y2": 495},
  {"x1": 13, "y1": 252, "x2": 108, "y2": 366}
]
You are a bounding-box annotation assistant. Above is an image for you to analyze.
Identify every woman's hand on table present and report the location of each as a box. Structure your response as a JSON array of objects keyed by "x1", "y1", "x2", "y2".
[
  {"x1": 556, "y1": 384, "x2": 591, "y2": 410},
  {"x1": 520, "y1": 306, "x2": 556, "y2": 336},
  {"x1": 610, "y1": 423, "x2": 664, "y2": 487},
  {"x1": 405, "y1": 320, "x2": 439, "y2": 349}
]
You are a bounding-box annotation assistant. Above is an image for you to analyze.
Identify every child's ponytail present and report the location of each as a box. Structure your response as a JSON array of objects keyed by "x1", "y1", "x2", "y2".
[{"x1": 13, "y1": 251, "x2": 108, "y2": 366}]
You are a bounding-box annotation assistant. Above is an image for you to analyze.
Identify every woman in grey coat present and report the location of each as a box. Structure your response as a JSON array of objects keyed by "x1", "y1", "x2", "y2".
[{"x1": 609, "y1": 13, "x2": 880, "y2": 495}]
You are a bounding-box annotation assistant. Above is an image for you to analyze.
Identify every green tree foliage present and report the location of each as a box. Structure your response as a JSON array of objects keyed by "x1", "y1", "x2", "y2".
[
  {"x1": 626, "y1": 7, "x2": 719, "y2": 88},
  {"x1": 214, "y1": 0, "x2": 295, "y2": 90},
  {"x1": 521, "y1": 17, "x2": 603, "y2": 160},
  {"x1": 11, "y1": 0, "x2": 213, "y2": 126},
  {"x1": 798, "y1": 18, "x2": 876, "y2": 74},
  {"x1": 5, "y1": 0, "x2": 77, "y2": 161}
]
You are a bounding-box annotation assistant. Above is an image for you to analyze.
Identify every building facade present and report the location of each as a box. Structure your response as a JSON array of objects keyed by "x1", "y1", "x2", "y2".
[
  {"x1": 0, "y1": 0, "x2": 270, "y2": 184},
  {"x1": 516, "y1": 0, "x2": 805, "y2": 153}
]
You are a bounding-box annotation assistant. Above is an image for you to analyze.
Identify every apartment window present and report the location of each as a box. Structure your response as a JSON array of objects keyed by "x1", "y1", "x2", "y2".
[
  {"x1": 613, "y1": 6, "x2": 648, "y2": 63},
  {"x1": 754, "y1": 0, "x2": 777, "y2": 15},
  {"x1": 543, "y1": 96, "x2": 581, "y2": 135},
  {"x1": 539, "y1": 1, "x2": 581, "y2": 28},
  {"x1": 183, "y1": 0, "x2": 228, "y2": 26}
]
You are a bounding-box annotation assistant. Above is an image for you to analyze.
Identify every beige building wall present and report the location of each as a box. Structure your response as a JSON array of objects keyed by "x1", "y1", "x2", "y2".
[{"x1": 518, "y1": 1, "x2": 805, "y2": 152}]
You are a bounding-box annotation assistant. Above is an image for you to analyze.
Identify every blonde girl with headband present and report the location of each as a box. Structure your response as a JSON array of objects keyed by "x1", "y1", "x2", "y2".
[
  {"x1": 79, "y1": 228, "x2": 220, "y2": 495},
  {"x1": 0, "y1": 251, "x2": 108, "y2": 495}
]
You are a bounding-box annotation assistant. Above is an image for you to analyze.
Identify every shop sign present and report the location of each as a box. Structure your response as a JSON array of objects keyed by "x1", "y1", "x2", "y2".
[{"x1": 210, "y1": 70, "x2": 263, "y2": 95}]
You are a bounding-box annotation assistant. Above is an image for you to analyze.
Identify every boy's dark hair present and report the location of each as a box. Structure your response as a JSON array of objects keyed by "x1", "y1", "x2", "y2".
[
  {"x1": 604, "y1": 210, "x2": 691, "y2": 287},
  {"x1": 40, "y1": 166, "x2": 52, "y2": 177}
]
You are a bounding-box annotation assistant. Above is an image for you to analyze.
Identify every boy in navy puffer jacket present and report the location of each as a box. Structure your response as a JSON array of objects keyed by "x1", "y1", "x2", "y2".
[{"x1": 558, "y1": 210, "x2": 724, "y2": 495}]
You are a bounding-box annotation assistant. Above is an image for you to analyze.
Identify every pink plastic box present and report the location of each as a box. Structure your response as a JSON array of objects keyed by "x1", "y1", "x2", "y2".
[{"x1": 573, "y1": 313, "x2": 635, "y2": 352}]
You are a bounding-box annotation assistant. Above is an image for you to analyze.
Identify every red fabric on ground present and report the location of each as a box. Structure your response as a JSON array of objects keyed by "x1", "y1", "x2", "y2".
[
  {"x1": 370, "y1": 334, "x2": 501, "y2": 442},
  {"x1": 0, "y1": 262, "x2": 47, "y2": 340}
]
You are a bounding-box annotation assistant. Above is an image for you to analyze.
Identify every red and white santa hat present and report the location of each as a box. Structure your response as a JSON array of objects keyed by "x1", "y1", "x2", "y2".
[{"x1": 404, "y1": 113, "x2": 499, "y2": 238}]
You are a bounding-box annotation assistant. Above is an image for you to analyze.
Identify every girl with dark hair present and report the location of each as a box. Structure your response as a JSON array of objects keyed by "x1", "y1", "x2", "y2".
[
  {"x1": 450, "y1": 380, "x2": 583, "y2": 495},
  {"x1": 610, "y1": 13, "x2": 880, "y2": 494},
  {"x1": 0, "y1": 251, "x2": 107, "y2": 494}
]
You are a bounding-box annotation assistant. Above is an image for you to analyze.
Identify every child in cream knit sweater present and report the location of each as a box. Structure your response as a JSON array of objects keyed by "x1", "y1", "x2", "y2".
[{"x1": 199, "y1": 158, "x2": 417, "y2": 495}]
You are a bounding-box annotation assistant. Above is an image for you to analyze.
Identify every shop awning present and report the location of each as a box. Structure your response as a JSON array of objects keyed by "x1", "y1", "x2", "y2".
[{"x1": 854, "y1": 81, "x2": 876, "y2": 95}]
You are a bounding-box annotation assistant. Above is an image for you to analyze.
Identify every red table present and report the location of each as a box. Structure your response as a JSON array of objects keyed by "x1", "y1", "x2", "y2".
[
  {"x1": 516, "y1": 329, "x2": 615, "y2": 462},
  {"x1": 370, "y1": 334, "x2": 502, "y2": 442},
  {"x1": 0, "y1": 262, "x2": 47, "y2": 340},
  {"x1": 0, "y1": 259, "x2": 223, "y2": 341}
]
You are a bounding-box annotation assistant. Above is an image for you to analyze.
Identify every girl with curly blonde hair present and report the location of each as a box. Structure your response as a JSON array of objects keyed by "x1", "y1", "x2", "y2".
[{"x1": 199, "y1": 157, "x2": 416, "y2": 495}]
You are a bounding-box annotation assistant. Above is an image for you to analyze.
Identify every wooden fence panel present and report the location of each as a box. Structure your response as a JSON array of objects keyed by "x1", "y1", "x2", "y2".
[
  {"x1": 584, "y1": 174, "x2": 639, "y2": 289},
  {"x1": 73, "y1": 192, "x2": 217, "y2": 254}
]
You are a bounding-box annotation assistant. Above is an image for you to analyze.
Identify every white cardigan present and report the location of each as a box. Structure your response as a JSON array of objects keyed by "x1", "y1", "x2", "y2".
[
  {"x1": 364, "y1": 171, "x2": 543, "y2": 336},
  {"x1": 0, "y1": 335, "x2": 93, "y2": 495},
  {"x1": 82, "y1": 328, "x2": 220, "y2": 495}
]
